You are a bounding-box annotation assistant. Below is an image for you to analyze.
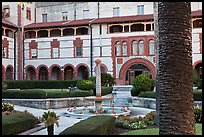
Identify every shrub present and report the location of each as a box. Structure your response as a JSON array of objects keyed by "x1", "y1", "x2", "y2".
[
  {"x1": 93, "y1": 86, "x2": 112, "y2": 96},
  {"x1": 101, "y1": 73, "x2": 116, "y2": 87},
  {"x1": 194, "y1": 107, "x2": 202, "y2": 123},
  {"x1": 150, "y1": 79, "x2": 155, "y2": 91},
  {"x1": 2, "y1": 89, "x2": 47, "y2": 99},
  {"x1": 2, "y1": 110, "x2": 37, "y2": 135},
  {"x1": 59, "y1": 115, "x2": 116, "y2": 135},
  {"x1": 4, "y1": 80, "x2": 79, "y2": 89},
  {"x1": 88, "y1": 76, "x2": 96, "y2": 84},
  {"x1": 2, "y1": 102, "x2": 14, "y2": 112},
  {"x1": 193, "y1": 91, "x2": 202, "y2": 101},
  {"x1": 131, "y1": 74, "x2": 152, "y2": 96},
  {"x1": 195, "y1": 79, "x2": 202, "y2": 89},
  {"x1": 76, "y1": 80, "x2": 95, "y2": 90}
]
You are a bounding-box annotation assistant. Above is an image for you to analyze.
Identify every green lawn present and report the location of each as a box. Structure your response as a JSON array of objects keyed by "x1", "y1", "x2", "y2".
[{"x1": 121, "y1": 123, "x2": 202, "y2": 135}]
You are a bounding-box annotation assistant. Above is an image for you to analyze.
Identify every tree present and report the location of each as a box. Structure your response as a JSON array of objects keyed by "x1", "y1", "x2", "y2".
[
  {"x1": 158, "y1": 2, "x2": 195, "y2": 135},
  {"x1": 40, "y1": 111, "x2": 60, "y2": 135}
]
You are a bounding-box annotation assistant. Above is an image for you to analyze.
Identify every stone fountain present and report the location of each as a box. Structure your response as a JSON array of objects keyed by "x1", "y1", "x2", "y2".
[{"x1": 66, "y1": 59, "x2": 130, "y2": 118}]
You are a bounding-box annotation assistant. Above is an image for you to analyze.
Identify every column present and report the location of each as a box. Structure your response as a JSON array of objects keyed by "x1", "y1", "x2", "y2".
[
  {"x1": 36, "y1": 73, "x2": 39, "y2": 80},
  {"x1": 95, "y1": 59, "x2": 101, "y2": 97}
]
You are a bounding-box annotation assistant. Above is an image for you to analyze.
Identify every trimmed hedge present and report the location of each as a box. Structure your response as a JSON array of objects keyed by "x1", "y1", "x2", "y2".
[
  {"x1": 2, "y1": 89, "x2": 47, "y2": 99},
  {"x1": 2, "y1": 110, "x2": 37, "y2": 135},
  {"x1": 2, "y1": 89, "x2": 93, "y2": 99},
  {"x1": 138, "y1": 91, "x2": 202, "y2": 101},
  {"x1": 93, "y1": 86, "x2": 112, "y2": 96},
  {"x1": 4, "y1": 80, "x2": 79, "y2": 89},
  {"x1": 59, "y1": 115, "x2": 116, "y2": 135}
]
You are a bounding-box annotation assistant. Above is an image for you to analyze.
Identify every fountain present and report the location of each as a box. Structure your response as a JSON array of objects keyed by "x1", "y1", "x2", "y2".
[{"x1": 66, "y1": 59, "x2": 131, "y2": 118}]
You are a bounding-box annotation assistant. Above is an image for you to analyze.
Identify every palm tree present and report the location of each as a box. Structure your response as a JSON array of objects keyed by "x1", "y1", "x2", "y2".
[
  {"x1": 158, "y1": 2, "x2": 195, "y2": 135},
  {"x1": 41, "y1": 111, "x2": 60, "y2": 135}
]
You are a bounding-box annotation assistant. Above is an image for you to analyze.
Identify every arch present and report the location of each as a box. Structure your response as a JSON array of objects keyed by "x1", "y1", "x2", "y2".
[
  {"x1": 6, "y1": 65, "x2": 13, "y2": 80},
  {"x1": 50, "y1": 65, "x2": 61, "y2": 80},
  {"x1": 76, "y1": 63, "x2": 90, "y2": 80},
  {"x1": 193, "y1": 60, "x2": 202, "y2": 68},
  {"x1": 76, "y1": 27, "x2": 88, "y2": 35},
  {"x1": 49, "y1": 64, "x2": 61, "y2": 72},
  {"x1": 25, "y1": 65, "x2": 36, "y2": 73},
  {"x1": 37, "y1": 30, "x2": 48, "y2": 38},
  {"x1": 119, "y1": 58, "x2": 156, "y2": 84},
  {"x1": 5, "y1": 29, "x2": 13, "y2": 38},
  {"x1": 25, "y1": 31, "x2": 36, "y2": 39},
  {"x1": 37, "y1": 64, "x2": 49, "y2": 73},
  {"x1": 94, "y1": 63, "x2": 108, "y2": 74},
  {"x1": 38, "y1": 65, "x2": 49, "y2": 80},
  {"x1": 63, "y1": 28, "x2": 74, "y2": 36},
  {"x1": 64, "y1": 64, "x2": 75, "y2": 80},
  {"x1": 26, "y1": 67, "x2": 36, "y2": 80}
]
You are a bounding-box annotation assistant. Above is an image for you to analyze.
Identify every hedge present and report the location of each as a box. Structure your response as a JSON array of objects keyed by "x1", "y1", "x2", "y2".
[
  {"x1": 138, "y1": 91, "x2": 202, "y2": 101},
  {"x1": 4, "y1": 80, "x2": 79, "y2": 89},
  {"x1": 93, "y1": 86, "x2": 112, "y2": 96},
  {"x1": 2, "y1": 89, "x2": 93, "y2": 99},
  {"x1": 59, "y1": 115, "x2": 116, "y2": 135},
  {"x1": 2, "y1": 110, "x2": 37, "y2": 135}
]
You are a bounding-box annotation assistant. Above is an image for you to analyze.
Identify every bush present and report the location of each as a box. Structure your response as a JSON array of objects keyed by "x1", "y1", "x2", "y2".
[
  {"x1": 2, "y1": 102, "x2": 14, "y2": 112},
  {"x1": 2, "y1": 110, "x2": 37, "y2": 135},
  {"x1": 4, "y1": 80, "x2": 79, "y2": 89},
  {"x1": 2, "y1": 89, "x2": 47, "y2": 99},
  {"x1": 138, "y1": 91, "x2": 202, "y2": 101},
  {"x1": 195, "y1": 79, "x2": 202, "y2": 89},
  {"x1": 59, "y1": 115, "x2": 116, "y2": 135},
  {"x1": 131, "y1": 74, "x2": 152, "y2": 96},
  {"x1": 194, "y1": 107, "x2": 202, "y2": 123},
  {"x1": 101, "y1": 73, "x2": 116, "y2": 87},
  {"x1": 150, "y1": 79, "x2": 155, "y2": 91},
  {"x1": 88, "y1": 76, "x2": 96, "y2": 84},
  {"x1": 76, "y1": 80, "x2": 95, "y2": 90},
  {"x1": 93, "y1": 86, "x2": 112, "y2": 96}
]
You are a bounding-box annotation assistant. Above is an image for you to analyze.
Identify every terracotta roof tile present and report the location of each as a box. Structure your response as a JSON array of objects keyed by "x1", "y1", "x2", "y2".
[{"x1": 2, "y1": 19, "x2": 18, "y2": 28}]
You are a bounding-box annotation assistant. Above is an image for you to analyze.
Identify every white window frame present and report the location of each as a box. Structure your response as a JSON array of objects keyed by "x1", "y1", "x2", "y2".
[
  {"x1": 122, "y1": 42, "x2": 127, "y2": 56},
  {"x1": 52, "y1": 48, "x2": 59, "y2": 58},
  {"x1": 83, "y1": 10, "x2": 89, "y2": 19},
  {"x1": 138, "y1": 40, "x2": 144, "y2": 55},
  {"x1": 62, "y1": 12, "x2": 68, "y2": 20},
  {"x1": 76, "y1": 46, "x2": 82, "y2": 57},
  {"x1": 113, "y1": 7, "x2": 120, "y2": 17},
  {"x1": 116, "y1": 41, "x2": 121, "y2": 56},
  {"x1": 149, "y1": 40, "x2": 155, "y2": 55},
  {"x1": 31, "y1": 48, "x2": 37, "y2": 59},
  {"x1": 137, "y1": 5, "x2": 144, "y2": 15},
  {"x1": 132, "y1": 40, "x2": 137, "y2": 55}
]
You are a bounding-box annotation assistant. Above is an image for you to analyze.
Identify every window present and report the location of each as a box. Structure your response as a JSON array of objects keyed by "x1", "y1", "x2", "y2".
[
  {"x1": 132, "y1": 40, "x2": 137, "y2": 55},
  {"x1": 26, "y1": 8, "x2": 31, "y2": 20},
  {"x1": 2, "y1": 47, "x2": 8, "y2": 58},
  {"x1": 76, "y1": 47, "x2": 82, "y2": 57},
  {"x1": 113, "y1": 7, "x2": 120, "y2": 17},
  {"x1": 42, "y1": 14, "x2": 47, "y2": 22},
  {"x1": 31, "y1": 49, "x2": 37, "y2": 59},
  {"x1": 137, "y1": 5, "x2": 144, "y2": 15},
  {"x1": 3, "y1": 5, "x2": 10, "y2": 17},
  {"x1": 149, "y1": 40, "x2": 155, "y2": 55},
  {"x1": 52, "y1": 48, "x2": 59, "y2": 58},
  {"x1": 115, "y1": 41, "x2": 121, "y2": 56},
  {"x1": 122, "y1": 41, "x2": 127, "y2": 56},
  {"x1": 83, "y1": 10, "x2": 89, "y2": 19},
  {"x1": 138, "y1": 40, "x2": 144, "y2": 55},
  {"x1": 124, "y1": 25, "x2": 129, "y2": 32},
  {"x1": 62, "y1": 12, "x2": 68, "y2": 20}
]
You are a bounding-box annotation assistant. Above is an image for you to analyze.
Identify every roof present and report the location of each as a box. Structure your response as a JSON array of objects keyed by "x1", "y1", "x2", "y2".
[
  {"x1": 93, "y1": 14, "x2": 154, "y2": 24},
  {"x1": 191, "y1": 10, "x2": 202, "y2": 17},
  {"x1": 2, "y1": 19, "x2": 18, "y2": 28},
  {"x1": 24, "y1": 10, "x2": 202, "y2": 29},
  {"x1": 24, "y1": 19, "x2": 92, "y2": 29}
]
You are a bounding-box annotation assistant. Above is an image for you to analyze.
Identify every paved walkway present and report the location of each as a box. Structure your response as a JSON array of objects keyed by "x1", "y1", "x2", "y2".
[{"x1": 14, "y1": 89, "x2": 155, "y2": 135}]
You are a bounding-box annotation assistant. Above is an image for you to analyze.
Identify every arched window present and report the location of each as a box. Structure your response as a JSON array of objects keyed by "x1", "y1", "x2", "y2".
[
  {"x1": 138, "y1": 40, "x2": 144, "y2": 55},
  {"x1": 132, "y1": 40, "x2": 137, "y2": 55},
  {"x1": 122, "y1": 41, "x2": 127, "y2": 56},
  {"x1": 149, "y1": 40, "x2": 155, "y2": 55},
  {"x1": 115, "y1": 41, "x2": 121, "y2": 56}
]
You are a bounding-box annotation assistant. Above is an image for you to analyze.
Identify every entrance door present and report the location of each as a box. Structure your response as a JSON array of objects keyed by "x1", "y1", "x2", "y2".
[{"x1": 129, "y1": 70, "x2": 135, "y2": 85}]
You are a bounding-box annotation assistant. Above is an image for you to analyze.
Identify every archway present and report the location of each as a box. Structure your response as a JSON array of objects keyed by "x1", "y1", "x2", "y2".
[
  {"x1": 6, "y1": 66, "x2": 13, "y2": 80},
  {"x1": 51, "y1": 66, "x2": 60, "y2": 80},
  {"x1": 194, "y1": 62, "x2": 202, "y2": 79},
  {"x1": 26, "y1": 67, "x2": 36, "y2": 80},
  {"x1": 39, "y1": 67, "x2": 48, "y2": 80},
  {"x1": 77, "y1": 66, "x2": 89, "y2": 80},
  {"x1": 118, "y1": 58, "x2": 156, "y2": 85},
  {"x1": 64, "y1": 66, "x2": 74, "y2": 80}
]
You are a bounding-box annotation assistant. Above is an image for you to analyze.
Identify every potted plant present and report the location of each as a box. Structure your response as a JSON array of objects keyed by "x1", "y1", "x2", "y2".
[{"x1": 40, "y1": 111, "x2": 60, "y2": 135}]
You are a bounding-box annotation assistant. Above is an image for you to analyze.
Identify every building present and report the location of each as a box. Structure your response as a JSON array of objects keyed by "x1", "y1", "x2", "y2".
[{"x1": 2, "y1": 2, "x2": 202, "y2": 85}]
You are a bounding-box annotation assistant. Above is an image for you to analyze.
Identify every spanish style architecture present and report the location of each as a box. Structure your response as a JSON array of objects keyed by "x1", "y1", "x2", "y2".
[{"x1": 2, "y1": 2, "x2": 202, "y2": 85}]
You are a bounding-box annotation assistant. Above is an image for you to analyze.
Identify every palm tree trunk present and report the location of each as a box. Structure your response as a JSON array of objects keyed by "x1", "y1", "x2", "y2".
[
  {"x1": 47, "y1": 125, "x2": 54, "y2": 135},
  {"x1": 158, "y1": 2, "x2": 195, "y2": 135}
]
